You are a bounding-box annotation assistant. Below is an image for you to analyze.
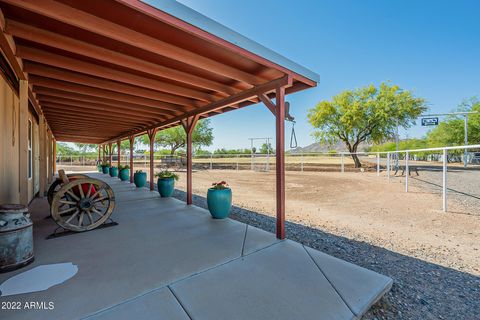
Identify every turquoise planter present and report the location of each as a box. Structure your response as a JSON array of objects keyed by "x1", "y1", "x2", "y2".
[
  {"x1": 109, "y1": 166, "x2": 118, "y2": 177},
  {"x1": 102, "y1": 166, "x2": 110, "y2": 174},
  {"x1": 157, "y1": 177, "x2": 175, "y2": 197},
  {"x1": 97, "y1": 165, "x2": 102, "y2": 172},
  {"x1": 134, "y1": 172, "x2": 147, "y2": 188},
  {"x1": 207, "y1": 188, "x2": 232, "y2": 219},
  {"x1": 119, "y1": 169, "x2": 130, "y2": 181}
]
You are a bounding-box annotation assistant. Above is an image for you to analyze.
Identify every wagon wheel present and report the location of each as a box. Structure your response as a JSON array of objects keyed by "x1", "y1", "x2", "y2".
[
  {"x1": 51, "y1": 178, "x2": 115, "y2": 232},
  {"x1": 47, "y1": 174, "x2": 88, "y2": 205}
]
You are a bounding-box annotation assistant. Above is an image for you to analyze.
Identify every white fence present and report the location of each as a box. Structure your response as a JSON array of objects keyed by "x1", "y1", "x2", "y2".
[{"x1": 57, "y1": 145, "x2": 480, "y2": 213}]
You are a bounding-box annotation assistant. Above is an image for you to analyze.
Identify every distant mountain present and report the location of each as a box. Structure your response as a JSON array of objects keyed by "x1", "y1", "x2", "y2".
[{"x1": 290, "y1": 141, "x2": 371, "y2": 153}]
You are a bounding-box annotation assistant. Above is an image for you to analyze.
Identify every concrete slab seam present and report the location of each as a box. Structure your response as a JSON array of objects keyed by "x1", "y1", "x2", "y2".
[
  {"x1": 302, "y1": 245, "x2": 356, "y2": 317},
  {"x1": 241, "y1": 224, "x2": 248, "y2": 256},
  {"x1": 167, "y1": 285, "x2": 194, "y2": 320}
]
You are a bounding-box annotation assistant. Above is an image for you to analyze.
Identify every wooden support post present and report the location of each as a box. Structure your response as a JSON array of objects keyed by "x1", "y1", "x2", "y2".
[
  {"x1": 275, "y1": 87, "x2": 286, "y2": 240},
  {"x1": 108, "y1": 143, "x2": 112, "y2": 167},
  {"x1": 19, "y1": 80, "x2": 29, "y2": 205},
  {"x1": 47, "y1": 131, "x2": 53, "y2": 184},
  {"x1": 52, "y1": 138, "x2": 57, "y2": 176},
  {"x1": 129, "y1": 136, "x2": 134, "y2": 183},
  {"x1": 98, "y1": 144, "x2": 101, "y2": 163},
  {"x1": 39, "y1": 115, "x2": 46, "y2": 197},
  {"x1": 102, "y1": 145, "x2": 106, "y2": 163},
  {"x1": 147, "y1": 128, "x2": 157, "y2": 191},
  {"x1": 181, "y1": 115, "x2": 199, "y2": 205},
  {"x1": 117, "y1": 140, "x2": 121, "y2": 168},
  {"x1": 259, "y1": 86, "x2": 288, "y2": 239}
]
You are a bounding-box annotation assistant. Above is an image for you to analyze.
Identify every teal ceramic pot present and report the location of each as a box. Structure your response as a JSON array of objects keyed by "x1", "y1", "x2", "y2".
[
  {"x1": 102, "y1": 166, "x2": 110, "y2": 174},
  {"x1": 134, "y1": 172, "x2": 147, "y2": 188},
  {"x1": 109, "y1": 166, "x2": 118, "y2": 177},
  {"x1": 207, "y1": 188, "x2": 232, "y2": 219},
  {"x1": 97, "y1": 165, "x2": 102, "y2": 173},
  {"x1": 119, "y1": 169, "x2": 130, "y2": 181},
  {"x1": 157, "y1": 177, "x2": 175, "y2": 197}
]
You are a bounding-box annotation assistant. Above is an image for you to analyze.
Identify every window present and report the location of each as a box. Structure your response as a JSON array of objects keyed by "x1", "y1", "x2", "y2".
[{"x1": 28, "y1": 119, "x2": 32, "y2": 180}]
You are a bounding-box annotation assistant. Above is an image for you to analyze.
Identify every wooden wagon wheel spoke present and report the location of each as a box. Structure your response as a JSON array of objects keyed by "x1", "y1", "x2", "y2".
[
  {"x1": 66, "y1": 190, "x2": 80, "y2": 201},
  {"x1": 59, "y1": 199, "x2": 77, "y2": 205},
  {"x1": 86, "y1": 184, "x2": 93, "y2": 198},
  {"x1": 86, "y1": 211, "x2": 94, "y2": 224},
  {"x1": 93, "y1": 196, "x2": 109, "y2": 203},
  {"x1": 65, "y1": 210, "x2": 79, "y2": 224},
  {"x1": 91, "y1": 207, "x2": 105, "y2": 218},
  {"x1": 78, "y1": 212, "x2": 85, "y2": 226},
  {"x1": 58, "y1": 207, "x2": 77, "y2": 215},
  {"x1": 90, "y1": 186, "x2": 106, "y2": 200}
]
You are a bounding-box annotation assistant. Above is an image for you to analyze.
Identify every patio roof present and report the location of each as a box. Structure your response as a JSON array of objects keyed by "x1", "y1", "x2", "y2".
[{"x1": 0, "y1": 0, "x2": 319, "y2": 144}]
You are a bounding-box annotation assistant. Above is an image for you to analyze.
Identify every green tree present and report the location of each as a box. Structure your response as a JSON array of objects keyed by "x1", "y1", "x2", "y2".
[
  {"x1": 140, "y1": 119, "x2": 213, "y2": 155},
  {"x1": 426, "y1": 97, "x2": 480, "y2": 147},
  {"x1": 56, "y1": 142, "x2": 76, "y2": 155},
  {"x1": 259, "y1": 142, "x2": 274, "y2": 154},
  {"x1": 73, "y1": 143, "x2": 97, "y2": 154},
  {"x1": 308, "y1": 83, "x2": 426, "y2": 167}
]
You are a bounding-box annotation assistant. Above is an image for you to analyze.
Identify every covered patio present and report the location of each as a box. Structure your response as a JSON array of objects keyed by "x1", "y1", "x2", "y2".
[
  {"x1": 0, "y1": 0, "x2": 392, "y2": 318},
  {"x1": 1, "y1": 173, "x2": 392, "y2": 319}
]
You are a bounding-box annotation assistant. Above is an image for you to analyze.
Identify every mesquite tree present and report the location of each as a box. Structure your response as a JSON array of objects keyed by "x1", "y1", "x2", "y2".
[{"x1": 308, "y1": 83, "x2": 426, "y2": 168}]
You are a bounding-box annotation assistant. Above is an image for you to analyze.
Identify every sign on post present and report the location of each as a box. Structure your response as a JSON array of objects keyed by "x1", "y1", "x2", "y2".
[{"x1": 421, "y1": 117, "x2": 439, "y2": 126}]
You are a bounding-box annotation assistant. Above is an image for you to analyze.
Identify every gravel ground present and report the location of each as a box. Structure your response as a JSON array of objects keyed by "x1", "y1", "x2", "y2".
[{"x1": 173, "y1": 190, "x2": 480, "y2": 319}]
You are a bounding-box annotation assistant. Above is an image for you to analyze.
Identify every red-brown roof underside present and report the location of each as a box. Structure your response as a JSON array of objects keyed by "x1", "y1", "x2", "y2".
[{"x1": 0, "y1": 0, "x2": 317, "y2": 144}]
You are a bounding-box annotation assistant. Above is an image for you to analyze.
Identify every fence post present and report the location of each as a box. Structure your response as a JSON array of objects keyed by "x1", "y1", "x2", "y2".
[
  {"x1": 82, "y1": 156, "x2": 85, "y2": 166},
  {"x1": 341, "y1": 153, "x2": 345, "y2": 173},
  {"x1": 144, "y1": 154, "x2": 146, "y2": 169},
  {"x1": 210, "y1": 153, "x2": 213, "y2": 170},
  {"x1": 405, "y1": 151, "x2": 409, "y2": 192},
  {"x1": 387, "y1": 152, "x2": 390, "y2": 182},
  {"x1": 70, "y1": 156, "x2": 73, "y2": 166},
  {"x1": 301, "y1": 153, "x2": 304, "y2": 172},
  {"x1": 236, "y1": 154, "x2": 239, "y2": 171},
  {"x1": 376, "y1": 153, "x2": 380, "y2": 176},
  {"x1": 443, "y1": 149, "x2": 447, "y2": 212}
]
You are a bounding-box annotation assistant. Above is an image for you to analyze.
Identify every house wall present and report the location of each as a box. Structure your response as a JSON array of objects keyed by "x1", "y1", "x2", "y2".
[{"x1": 0, "y1": 75, "x2": 20, "y2": 203}]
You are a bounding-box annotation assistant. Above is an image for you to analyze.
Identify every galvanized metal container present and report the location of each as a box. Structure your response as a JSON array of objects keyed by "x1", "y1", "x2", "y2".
[{"x1": 0, "y1": 204, "x2": 34, "y2": 273}]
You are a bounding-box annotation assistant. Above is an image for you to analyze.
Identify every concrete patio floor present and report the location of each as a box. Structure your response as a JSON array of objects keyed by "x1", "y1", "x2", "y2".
[{"x1": 0, "y1": 173, "x2": 392, "y2": 320}]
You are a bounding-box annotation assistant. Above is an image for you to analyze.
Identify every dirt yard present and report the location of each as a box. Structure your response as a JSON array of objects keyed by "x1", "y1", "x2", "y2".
[
  {"x1": 172, "y1": 169, "x2": 479, "y2": 275},
  {"x1": 60, "y1": 165, "x2": 479, "y2": 275}
]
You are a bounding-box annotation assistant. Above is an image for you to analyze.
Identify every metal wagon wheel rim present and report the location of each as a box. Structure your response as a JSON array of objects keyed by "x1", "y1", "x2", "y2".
[{"x1": 51, "y1": 178, "x2": 115, "y2": 232}]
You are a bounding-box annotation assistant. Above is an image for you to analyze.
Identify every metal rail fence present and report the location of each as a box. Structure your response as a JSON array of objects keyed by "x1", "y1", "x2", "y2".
[{"x1": 57, "y1": 145, "x2": 480, "y2": 213}]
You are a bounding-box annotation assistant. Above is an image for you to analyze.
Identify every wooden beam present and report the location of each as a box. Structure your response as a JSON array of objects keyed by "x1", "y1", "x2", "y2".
[
  {"x1": 275, "y1": 86, "x2": 286, "y2": 240},
  {"x1": 23, "y1": 59, "x2": 205, "y2": 107},
  {"x1": 103, "y1": 75, "x2": 292, "y2": 144},
  {"x1": 42, "y1": 106, "x2": 150, "y2": 125},
  {"x1": 6, "y1": 20, "x2": 239, "y2": 96},
  {"x1": 147, "y1": 128, "x2": 157, "y2": 191},
  {"x1": 0, "y1": 9, "x2": 25, "y2": 80},
  {"x1": 3, "y1": 0, "x2": 262, "y2": 85},
  {"x1": 181, "y1": 115, "x2": 199, "y2": 205},
  {"x1": 34, "y1": 88, "x2": 175, "y2": 117},
  {"x1": 258, "y1": 93, "x2": 276, "y2": 116},
  {"x1": 18, "y1": 46, "x2": 212, "y2": 103},
  {"x1": 129, "y1": 136, "x2": 134, "y2": 183},
  {"x1": 108, "y1": 143, "x2": 113, "y2": 167},
  {"x1": 38, "y1": 98, "x2": 164, "y2": 121},
  {"x1": 29, "y1": 77, "x2": 183, "y2": 116}
]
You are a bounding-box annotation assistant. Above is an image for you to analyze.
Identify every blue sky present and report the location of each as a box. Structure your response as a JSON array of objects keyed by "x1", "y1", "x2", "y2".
[{"x1": 177, "y1": 0, "x2": 480, "y2": 150}]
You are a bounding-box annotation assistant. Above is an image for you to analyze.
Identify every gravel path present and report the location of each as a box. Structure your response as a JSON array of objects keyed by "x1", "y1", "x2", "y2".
[{"x1": 173, "y1": 190, "x2": 480, "y2": 319}]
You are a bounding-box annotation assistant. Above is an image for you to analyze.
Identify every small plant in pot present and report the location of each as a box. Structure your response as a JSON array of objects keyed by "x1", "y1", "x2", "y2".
[
  {"x1": 207, "y1": 181, "x2": 232, "y2": 219},
  {"x1": 134, "y1": 170, "x2": 147, "y2": 188},
  {"x1": 155, "y1": 170, "x2": 179, "y2": 197},
  {"x1": 118, "y1": 165, "x2": 130, "y2": 181},
  {"x1": 109, "y1": 166, "x2": 118, "y2": 177},
  {"x1": 101, "y1": 162, "x2": 110, "y2": 174}
]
